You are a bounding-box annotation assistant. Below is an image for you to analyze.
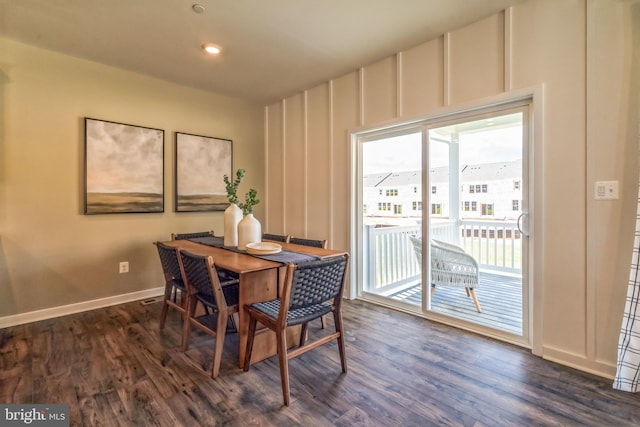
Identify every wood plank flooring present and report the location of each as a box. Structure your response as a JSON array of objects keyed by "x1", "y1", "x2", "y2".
[{"x1": 1, "y1": 299, "x2": 639, "y2": 426}]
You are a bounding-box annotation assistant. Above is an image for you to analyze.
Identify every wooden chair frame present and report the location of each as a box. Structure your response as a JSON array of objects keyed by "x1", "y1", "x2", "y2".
[
  {"x1": 243, "y1": 254, "x2": 349, "y2": 405},
  {"x1": 179, "y1": 249, "x2": 239, "y2": 378},
  {"x1": 155, "y1": 242, "x2": 188, "y2": 336}
]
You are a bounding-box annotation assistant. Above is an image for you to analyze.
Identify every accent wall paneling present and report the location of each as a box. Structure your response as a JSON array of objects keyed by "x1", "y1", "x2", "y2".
[
  {"x1": 330, "y1": 72, "x2": 361, "y2": 253},
  {"x1": 399, "y1": 37, "x2": 444, "y2": 117},
  {"x1": 262, "y1": 0, "x2": 637, "y2": 380},
  {"x1": 362, "y1": 56, "x2": 398, "y2": 125},
  {"x1": 283, "y1": 93, "x2": 306, "y2": 236},
  {"x1": 585, "y1": 0, "x2": 636, "y2": 365},
  {"x1": 265, "y1": 103, "x2": 285, "y2": 234},
  {"x1": 448, "y1": 12, "x2": 505, "y2": 105},
  {"x1": 512, "y1": 0, "x2": 588, "y2": 355},
  {"x1": 306, "y1": 84, "x2": 332, "y2": 240}
]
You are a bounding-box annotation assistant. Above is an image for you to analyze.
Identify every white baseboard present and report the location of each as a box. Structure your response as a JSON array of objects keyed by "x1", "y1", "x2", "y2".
[
  {"x1": 0, "y1": 287, "x2": 165, "y2": 329},
  {"x1": 542, "y1": 345, "x2": 617, "y2": 380}
]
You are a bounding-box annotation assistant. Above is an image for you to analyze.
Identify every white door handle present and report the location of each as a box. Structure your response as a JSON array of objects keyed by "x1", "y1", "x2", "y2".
[{"x1": 517, "y1": 212, "x2": 529, "y2": 238}]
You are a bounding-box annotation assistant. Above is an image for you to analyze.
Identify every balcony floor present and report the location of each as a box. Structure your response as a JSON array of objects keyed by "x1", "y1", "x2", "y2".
[{"x1": 389, "y1": 271, "x2": 523, "y2": 335}]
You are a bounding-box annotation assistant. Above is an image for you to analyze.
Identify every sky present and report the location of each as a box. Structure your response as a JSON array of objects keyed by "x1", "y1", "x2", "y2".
[{"x1": 362, "y1": 123, "x2": 523, "y2": 174}]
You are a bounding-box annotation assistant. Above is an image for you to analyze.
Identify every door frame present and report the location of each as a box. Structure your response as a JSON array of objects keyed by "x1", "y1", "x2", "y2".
[{"x1": 350, "y1": 87, "x2": 545, "y2": 354}]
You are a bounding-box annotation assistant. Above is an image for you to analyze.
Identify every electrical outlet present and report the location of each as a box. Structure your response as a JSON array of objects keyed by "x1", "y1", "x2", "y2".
[
  {"x1": 119, "y1": 261, "x2": 129, "y2": 273},
  {"x1": 594, "y1": 181, "x2": 619, "y2": 200}
]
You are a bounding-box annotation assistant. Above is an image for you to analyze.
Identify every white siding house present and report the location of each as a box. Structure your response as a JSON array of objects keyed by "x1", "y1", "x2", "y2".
[{"x1": 364, "y1": 160, "x2": 522, "y2": 221}]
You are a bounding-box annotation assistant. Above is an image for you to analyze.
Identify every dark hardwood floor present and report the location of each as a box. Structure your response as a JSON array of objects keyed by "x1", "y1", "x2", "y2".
[{"x1": 1, "y1": 298, "x2": 639, "y2": 426}]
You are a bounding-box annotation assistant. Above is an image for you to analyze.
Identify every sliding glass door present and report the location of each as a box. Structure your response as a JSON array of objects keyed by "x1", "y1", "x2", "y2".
[{"x1": 355, "y1": 102, "x2": 530, "y2": 344}]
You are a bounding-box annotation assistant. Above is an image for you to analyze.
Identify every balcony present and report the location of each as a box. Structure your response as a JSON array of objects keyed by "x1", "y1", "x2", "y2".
[{"x1": 363, "y1": 220, "x2": 523, "y2": 335}]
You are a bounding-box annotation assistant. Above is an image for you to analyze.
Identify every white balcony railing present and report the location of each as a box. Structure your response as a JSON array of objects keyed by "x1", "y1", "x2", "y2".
[{"x1": 363, "y1": 220, "x2": 522, "y2": 292}]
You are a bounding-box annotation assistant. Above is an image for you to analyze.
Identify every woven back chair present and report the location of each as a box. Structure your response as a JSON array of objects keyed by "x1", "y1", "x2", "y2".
[
  {"x1": 243, "y1": 254, "x2": 349, "y2": 406},
  {"x1": 173, "y1": 230, "x2": 238, "y2": 281},
  {"x1": 179, "y1": 249, "x2": 240, "y2": 378},
  {"x1": 288, "y1": 236, "x2": 327, "y2": 249},
  {"x1": 155, "y1": 242, "x2": 189, "y2": 336},
  {"x1": 287, "y1": 236, "x2": 330, "y2": 327},
  {"x1": 262, "y1": 233, "x2": 289, "y2": 243},
  {"x1": 409, "y1": 235, "x2": 481, "y2": 312},
  {"x1": 172, "y1": 230, "x2": 215, "y2": 240}
]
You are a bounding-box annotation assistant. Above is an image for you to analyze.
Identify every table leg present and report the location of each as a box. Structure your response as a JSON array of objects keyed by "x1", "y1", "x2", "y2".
[
  {"x1": 237, "y1": 267, "x2": 301, "y2": 369},
  {"x1": 238, "y1": 268, "x2": 277, "y2": 369}
]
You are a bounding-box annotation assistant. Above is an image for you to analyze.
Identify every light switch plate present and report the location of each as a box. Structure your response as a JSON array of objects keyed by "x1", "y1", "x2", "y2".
[{"x1": 594, "y1": 181, "x2": 619, "y2": 200}]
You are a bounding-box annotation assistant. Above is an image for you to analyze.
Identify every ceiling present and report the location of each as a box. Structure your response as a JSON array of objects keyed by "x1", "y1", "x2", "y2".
[{"x1": 0, "y1": 0, "x2": 526, "y2": 105}]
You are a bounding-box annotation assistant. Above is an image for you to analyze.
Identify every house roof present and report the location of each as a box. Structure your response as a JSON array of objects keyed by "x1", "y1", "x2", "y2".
[{"x1": 366, "y1": 160, "x2": 521, "y2": 187}]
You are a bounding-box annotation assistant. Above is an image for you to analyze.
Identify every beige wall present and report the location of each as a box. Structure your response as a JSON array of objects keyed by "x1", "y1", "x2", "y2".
[
  {"x1": 264, "y1": 0, "x2": 639, "y2": 377},
  {"x1": 0, "y1": 39, "x2": 264, "y2": 320}
]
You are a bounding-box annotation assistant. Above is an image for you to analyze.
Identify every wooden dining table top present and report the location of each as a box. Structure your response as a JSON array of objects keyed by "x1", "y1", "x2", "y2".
[{"x1": 160, "y1": 238, "x2": 345, "y2": 274}]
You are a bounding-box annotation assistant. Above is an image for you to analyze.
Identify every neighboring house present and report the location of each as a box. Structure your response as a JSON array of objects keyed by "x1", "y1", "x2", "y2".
[{"x1": 364, "y1": 160, "x2": 522, "y2": 220}]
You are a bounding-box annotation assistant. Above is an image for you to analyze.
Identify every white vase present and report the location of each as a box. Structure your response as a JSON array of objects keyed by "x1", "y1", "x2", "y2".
[
  {"x1": 237, "y1": 213, "x2": 262, "y2": 250},
  {"x1": 223, "y1": 203, "x2": 243, "y2": 246}
]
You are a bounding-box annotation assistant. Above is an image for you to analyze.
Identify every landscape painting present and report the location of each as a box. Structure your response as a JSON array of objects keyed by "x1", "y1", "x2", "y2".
[
  {"x1": 175, "y1": 132, "x2": 232, "y2": 212},
  {"x1": 85, "y1": 118, "x2": 164, "y2": 214}
]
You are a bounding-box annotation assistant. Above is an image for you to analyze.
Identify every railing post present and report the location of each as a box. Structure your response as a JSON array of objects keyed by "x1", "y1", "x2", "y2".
[{"x1": 364, "y1": 224, "x2": 375, "y2": 291}]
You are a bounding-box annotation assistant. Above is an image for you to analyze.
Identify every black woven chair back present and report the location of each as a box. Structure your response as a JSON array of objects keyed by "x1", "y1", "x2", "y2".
[
  {"x1": 173, "y1": 231, "x2": 213, "y2": 240},
  {"x1": 288, "y1": 254, "x2": 348, "y2": 310},
  {"x1": 289, "y1": 237, "x2": 326, "y2": 248},
  {"x1": 179, "y1": 250, "x2": 219, "y2": 307},
  {"x1": 156, "y1": 242, "x2": 183, "y2": 283},
  {"x1": 262, "y1": 233, "x2": 288, "y2": 242}
]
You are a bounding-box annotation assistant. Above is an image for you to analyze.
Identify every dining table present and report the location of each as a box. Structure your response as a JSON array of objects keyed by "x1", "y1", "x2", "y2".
[{"x1": 161, "y1": 235, "x2": 346, "y2": 369}]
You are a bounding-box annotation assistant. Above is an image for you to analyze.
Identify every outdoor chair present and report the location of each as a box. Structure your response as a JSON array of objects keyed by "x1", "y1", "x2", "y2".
[
  {"x1": 179, "y1": 249, "x2": 240, "y2": 378},
  {"x1": 409, "y1": 235, "x2": 482, "y2": 312},
  {"x1": 243, "y1": 254, "x2": 349, "y2": 406}
]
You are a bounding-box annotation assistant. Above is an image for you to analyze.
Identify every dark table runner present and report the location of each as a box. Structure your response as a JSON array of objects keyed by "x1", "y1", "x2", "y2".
[{"x1": 189, "y1": 236, "x2": 320, "y2": 264}]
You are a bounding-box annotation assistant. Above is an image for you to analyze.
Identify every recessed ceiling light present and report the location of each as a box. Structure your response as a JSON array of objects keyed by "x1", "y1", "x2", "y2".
[
  {"x1": 202, "y1": 44, "x2": 222, "y2": 55},
  {"x1": 192, "y1": 4, "x2": 205, "y2": 14}
]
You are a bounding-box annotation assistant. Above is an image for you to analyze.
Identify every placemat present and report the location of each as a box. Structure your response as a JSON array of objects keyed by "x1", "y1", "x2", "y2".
[
  {"x1": 190, "y1": 236, "x2": 225, "y2": 247},
  {"x1": 189, "y1": 236, "x2": 320, "y2": 264}
]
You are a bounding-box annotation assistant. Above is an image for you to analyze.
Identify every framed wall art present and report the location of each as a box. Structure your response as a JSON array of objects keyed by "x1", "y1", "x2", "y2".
[
  {"x1": 84, "y1": 117, "x2": 164, "y2": 214},
  {"x1": 175, "y1": 132, "x2": 232, "y2": 212}
]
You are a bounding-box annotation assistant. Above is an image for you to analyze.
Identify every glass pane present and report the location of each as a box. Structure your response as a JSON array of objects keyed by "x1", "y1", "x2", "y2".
[
  {"x1": 428, "y1": 112, "x2": 524, "y2": 335},
  {"x1": 361, "y1": 132, "x2": 422, "y2": 307}
]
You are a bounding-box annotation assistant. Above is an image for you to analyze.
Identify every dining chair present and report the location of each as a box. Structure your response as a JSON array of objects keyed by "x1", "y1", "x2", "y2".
[
  {"x1": 155, "y1": 242, "x2": 188, "y2": 337},
  {"x1": 262, "y1": 233, "x2": 289, "y2": 243},
  {"x1": 243, "y1": 253, "x2": 349, "y2": 406},
  {"x1": 172, "y1": 230, "x2": 215, "y2": 240},
  {"x1": 288, "y1": 236, "x2": 328, "y2": 249},
  {"x1": 287, "y1": 236, "x2": 330, "y2": 328},
  {"x1": 173, "y1": 229, "x2": 238, "y2": 283},
  {"x1": 179, "y1": 249, "x2": 240, "y2": 378}
]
